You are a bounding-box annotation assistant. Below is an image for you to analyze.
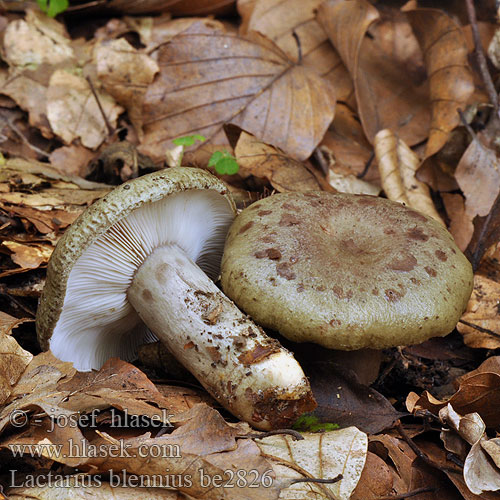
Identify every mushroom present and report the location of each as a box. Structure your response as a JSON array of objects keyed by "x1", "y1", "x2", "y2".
[
  {"x1": 221, "y1": 192, "x2": 474, "y2": 350},
  {"x1": 36, "y1": 168, "x2": 315, "y2": 430}
]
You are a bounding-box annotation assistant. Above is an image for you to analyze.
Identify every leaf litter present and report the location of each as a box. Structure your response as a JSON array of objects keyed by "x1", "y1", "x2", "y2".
[{"x1": 1, "y1": 0, "x2": 500, "y2": 498}]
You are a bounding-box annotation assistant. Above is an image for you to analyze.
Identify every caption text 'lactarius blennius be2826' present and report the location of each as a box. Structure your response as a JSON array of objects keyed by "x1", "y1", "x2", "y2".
[
  {"x1": 36, "y1": 167, "x2": 316, "y2": 431},
  {"x1": 221, "y1": 192, "x2": 474, "y2": 352}
]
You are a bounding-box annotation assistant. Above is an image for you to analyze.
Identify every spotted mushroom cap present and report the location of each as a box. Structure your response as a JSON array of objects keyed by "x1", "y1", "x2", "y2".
[
  {"x1": 220, "y1": 192, "x2": 473, "y2": 350},
  {"x1": 36, "y1": 167, "x2": 235, "y2": 370}
]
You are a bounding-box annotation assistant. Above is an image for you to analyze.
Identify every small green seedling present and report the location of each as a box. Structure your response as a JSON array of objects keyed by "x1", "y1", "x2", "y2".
[
  {"x1": 292, "y1": 414, "x2": 340, "y2": 433},
  {"x1": 172, "y1": 135, "x2": 239, "y2": 175},
  {"x1": 208, "y1": 150, "x2": 239, "y2": 175},
  {"x1": 172, "y1": 134, "x2": 207, "y2": 147},
  {"x1": 37, "y1": 0, "x2": 69, "y2": 17}
]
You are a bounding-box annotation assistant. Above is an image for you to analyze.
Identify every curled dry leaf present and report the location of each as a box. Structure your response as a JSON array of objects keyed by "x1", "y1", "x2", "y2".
[
  {"x1": 141, "y1": 22, "x2": 335, "y2": 161},
  {"x1": 458, "y1": 248, "x2": 500, "y2": 349},
  {"x1": 317, "y1": 0, "x2": 430, "y2": 146},
  {"x1": 2, "y1": 241, "x2": 53, "y2": 270},
  {"x1": 232, "y1": 128, "x2": 331, "y2": 192},
  {"x1": 374, "y1": 129, "x2": 444, "y2": 224},
  {"x1": 455, "y1": 131, "x2": 500, "y2": 219},
  {"x1": 440, "y1": 404, "x2": 500, "y2": 495},
  {"x1": 71, "y1": 416, "x2": 278, "y2": 500},
  {"x1": 241, "y1": 0, "x2": 353, "y2": 101},
  {"x1": 95, "y1": 38, "x2": 159, "y2": 139},
  {"x1": 442, "y1": 192, "x2": 475, "y2": 252},
  {"x1": 405, "y1": 7, "x2": 474, "y2": 159},
  {"x1": 327, "y1": 170, "x2": 380, "y2": 196},
  {"x1": 320, "y1": 103, "x2": 377, "y2": 182},
  {"x1": 0, "y1": 317, "x2": 33, "y2": 406},
  {"x1": 406, "y1": 354, "x2": 500, "y2": 429},
  {"x1": 256, "y1": 427, "x2": 367, "y2": 500},
  {"x1": 47, "y1": 70, "x2": 123, "y2": 149}
]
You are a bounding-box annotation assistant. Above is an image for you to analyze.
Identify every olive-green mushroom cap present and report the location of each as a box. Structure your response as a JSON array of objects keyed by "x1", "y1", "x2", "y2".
[
  {"x1": 36, "y1": 167, "x2": 235, "y2": 370},
  {"x1": 221, "y1": 192, "x2": 473, "y2": 350}
]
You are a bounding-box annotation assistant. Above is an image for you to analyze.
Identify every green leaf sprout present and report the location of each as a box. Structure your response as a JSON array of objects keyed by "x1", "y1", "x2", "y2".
[
  {"x1": 172, "y1": 134, "x2": 207, "y2": 147},
  {"x1": 208, "y1": 150, "x2": 239, "y2": 175},
  {"x1": 171, "y1": 135, "x2": 239, "y2": 175},
  {"x1": 292, "y1": 414, "x2": 340, "y2": 433},
  {"x1": 37, "y1": 0, "x2": 69, "y2": 17}
]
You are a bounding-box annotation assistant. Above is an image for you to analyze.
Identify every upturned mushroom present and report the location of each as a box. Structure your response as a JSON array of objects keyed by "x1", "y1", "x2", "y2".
[
  {"x1": 221, "y1": 192, "x2": 473, "y2": 350},
  {"x1": 36, "y1": 168, "x2": 315, "y2": 429}
]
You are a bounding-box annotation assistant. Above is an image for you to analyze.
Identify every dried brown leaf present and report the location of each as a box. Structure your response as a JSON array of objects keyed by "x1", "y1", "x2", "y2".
[
  {"x1": 455, "y1": 132, "x2": 500, "y2": 219},
  {"x1": 318, "y1": 0, "x2": 430, "y2": 145},
  {"x1": 232, "y1": 129, "x2": 330, "y2": 192},
  {"x1": 0, "y1": 311, "x2": 30, "y2": 336},
  {"x1": 141, "y1": 22, "x2": 335, "y2": 161},
  {"x1": 307, "y1": 363, "x2": 403, "y2": 434},
  {"x1": 47, "y1": 70, "x2": 123, "y2": 149},
  {"x1": 442, "y1": 192, "x2": 475, "y2": 251},
  {"x1": 374, "y1": 129, "x2": 444, "y2": 223},
  {"x1": 241, "y1": 0, "x2": 353, "y2": 101},
  {"x1": 440, "y1": 404, "x2": 500, "y2": 495},
  {"x1": 350, "y1": 451, "x2": 394, "y2": 499},
  {"x1": 320, "y1": 103, "x2": 376, "y2": 182},
  {"x1": 405, "y1": 7, "x2": 474, "y2": 158},
  {"x1": 407, "y1": 367, "x2": 500, "y2": 429},
  {"x1": 2, "y1": 241, "x2": 52, "y2": 270},
  {"x1": 256, "y1": 428, "x2": 367, "y2": 500},
  {"x1": 104, "y1": 0, "x2": 235, "y2": 16},
  {"x1": 2, "y1": 10, "x2": 74, "y2": 68},
  {"x1": 7, "y1": 482, "x2": 182, "y2": 499},
  {"x1": 95, "y1": 38, "x2": 159, "y2": 139},
  {"x1": 458, "y1": 273, "x2": 500, "y2": 349},
  {"x1": 0, "y1": 325, "x2": 33, "y2": 406}
]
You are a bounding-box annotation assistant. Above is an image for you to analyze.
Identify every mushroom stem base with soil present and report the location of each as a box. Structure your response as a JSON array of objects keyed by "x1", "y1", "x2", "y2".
[{"x1": 127, "y1": 244, "x2": 315, "y2": 430}]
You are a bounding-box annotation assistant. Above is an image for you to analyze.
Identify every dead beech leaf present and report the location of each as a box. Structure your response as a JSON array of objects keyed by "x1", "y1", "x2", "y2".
[
  {"x1": 0, "y1": 311, "x2": 30, "y2": 336},
  {"x1": 1, "y1": 65, "x2": 53, "y2": 137},
  {"x1": 141, "y1": 22, "x2": 335, "y2": 161},
  {"x1": 327, "y1": 170, "x2": 380, "y2": 196},
  {"x1": 320, "y1": 103, "x2": 376, "y2": 182},
  {"x1": 232, "y1": 129, "x2": 330, "y2": 192},
  {"x1": 317, "y1": 0, "x2": 430, "y2": 146},
  {"x1": 2, "y1": 241, "x2": 53, "y2": 269},
  {"x1": 78, "y1": 429, "x2": 278, "y2": 499},
  {"x1": 95, "y1": 38, "x2": 159, "y2": 139},
  {"x1": 241, "y1": 0, "x2": 353, "y2": 101},
  {"x1": 416, "y1": 439, "x2": 499, "y2": 500},
  {"x1": 6, "y1": 482, "x2": 182, "y2": 499},
  {"x1": 256, "y1": 427, "x2": 367, "y2": 500},
  {"x1": 440, "y1": 404, "x2": 500, "y2": 495},
  {"x1": 49, "y1": 144, "x2": 96, "y2": 177},
  {"x1": 0, "y1": 351, "x2": 76, "y2": 435},
  {"x1": 56, "y1": 358, "x2": 177, "y2": 424},
  {"x1": 100, "y1": 0, "x2": 235, "y2": 16},
  {"x1": 374, "y1": 129, "x2": 444, "y2": 224},
  {"x1": 47, "y1": 69, "x2": 123, "y2": 149},
  {"x1": 350, "y1": 451, "x2": 394, "y2": 499},
  {"x1": 0, "y1": 326, "x2": 33, "y2": 405},
  {"x1": 307, "y1": 362, "x2": 403, "y2": 434},
  {"x1": 3, "y1": 10, "x2": 74, "y2": 67},
  {"x1": 405, "y1": 8, "x2": 474, "y2": 159},
  {"x1": 455, "y1": 132, "x2": 500, "y2": 219},
  {"x1": 458, "y1": 274, "x2": 500, "y2": 350},
  {"x1": 407, "y1": 368, "x2": 500, "y2": 429},
  {"x1": 442, "y1": 193, "x2": 474, "y2": 251}
]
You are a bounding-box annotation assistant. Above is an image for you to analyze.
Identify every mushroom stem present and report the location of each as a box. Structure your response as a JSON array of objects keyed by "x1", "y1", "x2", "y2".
[{"x1": 127, "y1": 245, "x2": 315, "y2": 430}]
